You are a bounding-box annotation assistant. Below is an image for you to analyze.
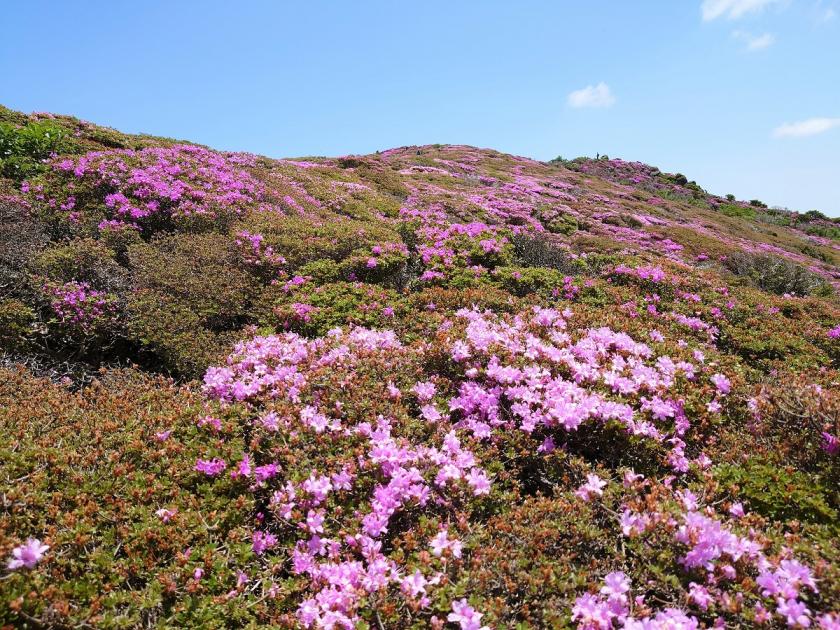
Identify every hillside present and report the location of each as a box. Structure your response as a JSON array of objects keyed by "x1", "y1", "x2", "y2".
[{"x1": 1, "y1": 105, "x2": 839, "y2": 629}]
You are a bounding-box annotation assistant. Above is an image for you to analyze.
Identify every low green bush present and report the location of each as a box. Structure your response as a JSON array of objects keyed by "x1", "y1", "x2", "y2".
[
  {"x1": 0, "y1": 299, "x2": 34, "y2": 351},
  {"x1": 0, "y1": 120, "x2": 71, "y2": 180},
  {"x1": 715, "y1": 460, "x2": 837, "y2": 526},
  {"x1": 718, "y1": 203, "x2": 756, "y2": 220},
  {"x1": 128, "y1": 234, "x2": 260, "y2": 331},
  {"x1": 724, "y1": 251, "x2": 831, "y2": 296}
]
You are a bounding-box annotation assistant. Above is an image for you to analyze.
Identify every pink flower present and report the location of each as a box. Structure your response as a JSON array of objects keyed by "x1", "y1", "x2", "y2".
[
  {"x1": 575, "y1": 473, "x2": 607, "y2": 502},
  {"x1": 413, "y1": 380, "x2": 436, "y2": 401},
  {"x1": 252, "y1": 530, "x2": 278, "y2": 555},
  {"x1": 754, "y1": 603, "x2": 772, "y2": 624},
  {"x1": 197, "y1": 415, "x2": 222, "y2": 431},
  {"x1": 821, "y1": 432, "x2": 839, "y2": 456},
  {"x1": 195, "y1": 458, "x2": 227, "y2": 476},
  {"x1": 231, "y1": 454, "x2": 252, "y2": 479},
  {"x1": 710, "y1": 373, "x2": 731, "y2": 395},
  {"x1": 620, "y1": 509, "x2": 650, "y2": 537},
  {"x1": 430, "y1": 529, "x2": 462, "y2": 558},
  {"x1": 259, "y1": 411, "x2": 281, "y2": 431},
  {"x1": 572, "y1": 592, "x2": 613, "y2": 628},
  {"x1": 7, "y1": 538, "x2": 49, "y2": 570},
  {"x1": 689, "y1": 583, "x2": 713, "y2": 610},
  {"x1": 448, "y1": 599, "x2": 489, "y2": 630},
  {"x1": 600, "y1": 571, "x2": 631, "y2": 599},
  {"x1": 466, "y1": 468, "x2": 491, "y2": 495},
  {"x1": 304, "y1": 509, "x2": 325, "y2": 534},
  {"x1": 623, "y1": 470, "x2": 644, "y2": 487},
  {"x1": 156, "y1": 508, "x2": 177, "y2": 522},
  {"x1": 421, "y1": 404, "x2": 442, "y2": 423},
  {"x1": 401, "y1": 569, "x2": 429, "y2": 599},
  {"x1": 776, "y1": 598, "x2": 811, "y2": 628}
]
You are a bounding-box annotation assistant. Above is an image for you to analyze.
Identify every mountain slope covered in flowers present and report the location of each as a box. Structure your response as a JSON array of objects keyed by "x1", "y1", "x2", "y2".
[{"x1": 1, "y1": 105, "x2": 839, "y2": 629}]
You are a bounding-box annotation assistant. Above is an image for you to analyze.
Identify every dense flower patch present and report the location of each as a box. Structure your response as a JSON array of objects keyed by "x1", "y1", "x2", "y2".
[
  {"x1": 43, "y1": 279, "x2": 117, "y2": 331},
  {"x1": 185, "y1": 304, "x2": 837, "y2": 627},
  {"x1": 25, "y1": 143, "x2": 267, "y2": 234}
]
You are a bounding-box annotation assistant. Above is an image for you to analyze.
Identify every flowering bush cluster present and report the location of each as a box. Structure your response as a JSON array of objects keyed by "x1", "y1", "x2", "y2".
[
  {"x1": 1, "y1": 107, "x2": 838, "y2": 628},
  {"x1": 29, "y1": 143, "x2": 266, "y2": 234},
  {"x1": 184, "y1": 303, "x2": 837, "y2": 627},
  {"x1": 43, "y1": 280, "x2": 116, "y2": 332}
]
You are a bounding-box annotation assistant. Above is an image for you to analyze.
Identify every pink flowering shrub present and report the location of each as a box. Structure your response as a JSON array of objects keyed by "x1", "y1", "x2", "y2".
[
  {"x1": 43, "y1": 280, "x2": 117, "y2": 333},
  {"x1": 28, "y1": 144, "x2": 266, "y2": 234},
  {"x1": 185, "y1": 303, "x2": 840, "y2": 626},
  {"x1": 2, "y1": 109, "x2": 839, "y2": 628}
]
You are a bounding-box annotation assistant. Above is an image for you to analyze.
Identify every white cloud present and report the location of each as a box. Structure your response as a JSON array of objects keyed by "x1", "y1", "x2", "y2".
[
  {"x1": 567, "y1": 82, "x2": 615, "y2": 109},
  {"x1": 772, "y1": 117, "x2": 840, "y2": 138},
  {"x1": 732, "y1": 30, "x2": 776, "y2": 50},
  {"x1": 701, "y1": 0, "x2": 782, "y2": 21},
  {"x1": 811, "y1": 0, "x2": 837, "y2": 23}
]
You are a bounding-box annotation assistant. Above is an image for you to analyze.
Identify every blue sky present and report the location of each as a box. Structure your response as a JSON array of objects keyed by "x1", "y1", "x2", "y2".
[{"x1": 2, "y1": 0, "x2": 839, "y2": 214}]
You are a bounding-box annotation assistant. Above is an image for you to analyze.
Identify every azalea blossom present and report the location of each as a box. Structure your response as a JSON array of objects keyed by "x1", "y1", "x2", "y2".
[
  {"x1": 7, "y1": 539, "x2": 49, "y2": 570},
  {"x1": 448, "y1": 599, "x2": 489, "y2": 630},
  {"x1": 576, "y1": 473, "x2": 607, "y2": 502}
]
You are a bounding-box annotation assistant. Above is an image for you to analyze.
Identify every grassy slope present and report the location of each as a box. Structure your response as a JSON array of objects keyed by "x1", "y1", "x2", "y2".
[{"x1": 1, "y1": 106, "x2": 839, "y2": 628}]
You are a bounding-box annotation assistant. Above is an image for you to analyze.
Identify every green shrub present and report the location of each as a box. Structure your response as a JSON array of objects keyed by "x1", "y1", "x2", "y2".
[
  {"x1": 30, "y1": 238, "x2": 128, "y2": 293},
  {"x1": 602, "y1": 213, "x2": 644, "y2": 229},
  {"x1": 715, "y1": 460, "x2": 837, "y2": 526},
  {"x1": 0, "y1": 120, "x2": 70, "y2": 180},
  {"x1": 237, "y1": 215, "x2": 399, "y2": 270},
  {"x1": 295, "y1": 257, "x2": 343, "y2": 284},
  {"x1": 125, "y1": 234, "x2": 263, "y2": 375},
  {"x1": 751, "y1": 377, "x2": 840, "y2": 489},
  {"x1": 724, "y1": 252, "x2": 831, "y2": 296},
  {"x1": 801, "y1": 210, "x2": 829, "y2": 222},
  {"x1": 801, "y1": 224, "x2": 840, "y2": 240},
  {"x1": 127, "y1": 289, "x2": 240, "y2": 377},
  {"x1": 0, "y1": 367, "x2": 260, "y2": 628},
  {"x1": 755, "y1": 209, "x2": 793, "y2": 227},
  {"x1": 718, "y1": 203, "x2": 756, "y2": 220},
  {"x1": 495, "y1": 266, "x2": 569, "y2": 298},
  {"x1": 545, "y1": 213, "x2": 579, "y2": 235},
  {"x1": 353, "y1": 163, "x2": 410, "y2": 200},
  {"x1": 0, "y1": 200, "x2": 48, "y2": 300},
  {"x1": 129, "y1": 234, "x2": 259, "y2": 331},
  {"x1": 511, "y1": 232, "x2": 580, "y2": 273},
  {"x1": 269, "y1": 281, "x2": 402, "y2": 337},
  {"x1": 0, "y1": 299, "x2": 34, "y2": 351}
]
